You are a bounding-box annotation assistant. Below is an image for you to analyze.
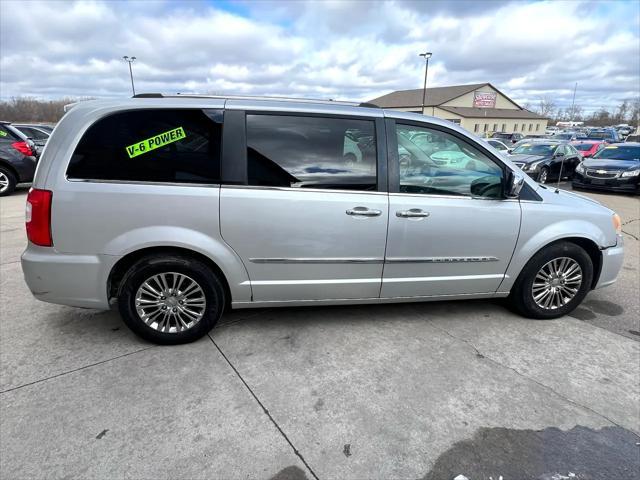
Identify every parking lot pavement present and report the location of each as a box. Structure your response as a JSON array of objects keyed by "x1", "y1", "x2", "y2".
[{"x1": 1, "y1": 187, "x2": 639, "y2": 479}]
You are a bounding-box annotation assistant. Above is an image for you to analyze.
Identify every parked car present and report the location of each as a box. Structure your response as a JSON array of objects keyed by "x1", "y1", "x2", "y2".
[
  {"x1": 545, "y1": 126, "x2": 560, "y2": 135},
  {"x1": 486, "y1": 139, "x2": 511, "y2": 153},
  {"x1": 572, "y1": 143, "x2": 640, "y2": 194},
  {"x1": 13, "y1": 124, "x2": 52, "y2": 150},
  {"x1": 491, "y1": 132, "x2": 524, "y2": 144},
  {"x1": 570, "y1": 140, "x2": 607, "y2": 158},
  {"x1": 585, "y1": 128, "x2": 620, "y2": 143},
  {"x1": 552, "y1": 132, "x2": 578, "y2": 141},
  {"x1": 0, "y1": 121, "x2": 38, "y2": 196},
  {"x1": 509, "y1": 141, "x2": 582, "y2": 183},
  {"x1": 21, "y1": 96, "x2": 623, "y2": 344},
  {"x1": 615, "y1": 124, "x2": 634, "y2": 137}
]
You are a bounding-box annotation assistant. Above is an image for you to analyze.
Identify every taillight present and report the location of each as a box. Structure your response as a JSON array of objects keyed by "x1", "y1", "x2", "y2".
[
  {"x1": 12, "y1": 141, "x2": 33, "y2": 157},
  {"x1": 26, "y1": 189, "x2": 53, "y2": 247}
]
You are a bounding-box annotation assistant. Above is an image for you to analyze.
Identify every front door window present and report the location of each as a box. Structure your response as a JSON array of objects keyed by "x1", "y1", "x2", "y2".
[{"x1": 396, "y1": 124, "x2": 504, "y2": 199}]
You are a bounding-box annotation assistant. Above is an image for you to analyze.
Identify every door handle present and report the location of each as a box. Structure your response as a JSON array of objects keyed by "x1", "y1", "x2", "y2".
[
  {"x1": 396, "y1": 209, "x2": 430, "y2": 218},
  {"x1": 346, "y1": 207, "x2": 382, "y2": 217}
]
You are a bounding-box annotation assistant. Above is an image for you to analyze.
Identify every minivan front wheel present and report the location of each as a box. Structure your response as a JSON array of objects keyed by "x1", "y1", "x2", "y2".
[
  {"x1": 118, "y1": 255, "x2": 225, "y2": 344},
  {"x1": 508, "y1": 242, "x2": 593, "y2": 319}
]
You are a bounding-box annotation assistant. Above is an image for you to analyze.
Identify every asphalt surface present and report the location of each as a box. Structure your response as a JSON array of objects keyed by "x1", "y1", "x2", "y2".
[{"x1": 1, "y1": 183, "x2": 639, "y2": 480}]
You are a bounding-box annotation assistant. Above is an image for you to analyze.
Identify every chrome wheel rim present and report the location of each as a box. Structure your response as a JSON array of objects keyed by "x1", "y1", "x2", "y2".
[
  {"x1": 135, "y1": 272, "x2": 206, "y2": 333},
  {"x1": 532, "y1": 257, "x2": 582, "y2": 310},
  {"x1": 0, "y1": 172, "x2": 9, "y2": 193},
  {"x1": 538, "y1": 169, "x2": 548, "y2": 184}
]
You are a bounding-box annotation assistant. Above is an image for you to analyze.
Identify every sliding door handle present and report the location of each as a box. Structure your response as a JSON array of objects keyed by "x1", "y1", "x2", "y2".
[
  {"x1": 396, "y1": 209, "x2": 430, "y2": 218},
  {"x1": 346, "y1": 207, "x2": 382, "y2": 217}
]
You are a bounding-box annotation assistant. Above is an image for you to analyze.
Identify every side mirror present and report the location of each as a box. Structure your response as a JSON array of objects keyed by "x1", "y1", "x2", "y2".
[{"x1": 506, "y1": 170, "x2": 525, "y2": 198}]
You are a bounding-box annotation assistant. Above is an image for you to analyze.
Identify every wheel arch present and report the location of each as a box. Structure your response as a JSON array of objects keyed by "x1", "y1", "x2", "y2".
[
  {"x1": 107, "y1": 246, "x2": 234, "y2": 310},
  {"x1": 506, "y1": 236, "x2": 602, "y2": 292}
]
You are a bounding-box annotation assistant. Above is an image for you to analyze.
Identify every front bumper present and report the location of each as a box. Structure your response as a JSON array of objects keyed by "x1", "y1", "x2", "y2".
[
  {"x1": 572, "y1": 172, "x2": 639, "y2": 193},
  {"x1": 595, "y1": 234, "x2": 624, "y2": 289},
  {"x1": 21, "y1": 245, "x2": 116, "y2": 309}
]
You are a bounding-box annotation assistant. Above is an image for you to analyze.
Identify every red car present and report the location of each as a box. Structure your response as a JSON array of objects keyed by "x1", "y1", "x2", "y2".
[{"x1": 571, "y1": 140, "x2": 606, "y2": 158}]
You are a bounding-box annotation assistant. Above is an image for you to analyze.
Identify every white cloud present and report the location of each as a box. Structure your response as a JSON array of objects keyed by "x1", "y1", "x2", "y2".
[{"x1": 0, "y1": 0, "x2": 638, "y2": 114}]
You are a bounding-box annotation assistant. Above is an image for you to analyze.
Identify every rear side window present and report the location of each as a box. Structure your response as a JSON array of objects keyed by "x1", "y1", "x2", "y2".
[
  {"x1": 246, "y1": 114, "x2": 377, "y2": 191},
  {"x1": 18, "y1": 127, "x2": 49, "y2": 140},
  {"x1": 67, "y1": 109, "x2": 222, "y2": 184},
  {"x1": 0, "y1": 125, "x2": 19, "y2": 141}
]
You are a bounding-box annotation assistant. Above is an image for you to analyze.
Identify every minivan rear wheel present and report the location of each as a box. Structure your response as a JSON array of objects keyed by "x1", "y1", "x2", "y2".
[
  {"x1": 508, "y1": 242, "x2": 593, "y2": 319},
  {"x1": 118, "y1": 255, "x2": 225, "y2": 344},
  {"x1": 0, "y1": 167, "x2": 16, "y2": 196}
]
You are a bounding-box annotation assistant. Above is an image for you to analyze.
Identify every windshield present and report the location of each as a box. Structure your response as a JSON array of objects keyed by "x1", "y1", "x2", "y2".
[
  {"x1": 592, "y1": 145, "x2": 640, "y2": 161},
  {"x1": 554, "y1": 133, "x2": 573, "y2": 140},
  {"x1": 573, "y1": 143, "x2": 596, "y2": 151},
  {"x1": 512, "y1": 144, "x2": 556, "y2": 155}
]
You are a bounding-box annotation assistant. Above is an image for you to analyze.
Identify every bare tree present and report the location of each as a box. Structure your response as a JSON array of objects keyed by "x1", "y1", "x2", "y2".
[
  {"x1": 0, "y1": 97, "x2": 93, "y2": 123},
  {"x1": 630, "y1": 98, "x2": 640, "y2": 125},
  {"x1": 615, "y1": 100, "x2": 629, "y2": 123},
  {"x1": 536, "y1": 95, "x2": 556, "y2": 118}
]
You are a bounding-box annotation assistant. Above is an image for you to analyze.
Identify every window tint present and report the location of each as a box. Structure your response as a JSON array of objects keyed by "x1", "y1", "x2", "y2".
[
  {"x1": 67, "y1": 109, "x2": 222, "y2": 183},
  {"x1": 246, "y1": 114, "x2": 377, "y2": 191},
  {"x1": 396, "y1": 124, "x2": 503, "y2": 199},
  {"x1": 18, "y1": 127, "x2": 49, "y2": 140},
  {"x1": 0, "y1": 125, "x2": 19, "y2": 141}
]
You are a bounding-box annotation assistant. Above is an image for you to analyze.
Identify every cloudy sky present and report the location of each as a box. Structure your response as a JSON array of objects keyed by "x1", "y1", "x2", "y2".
[{"x1": 1, "y1": 0, "x2": 638, "y2": 114}]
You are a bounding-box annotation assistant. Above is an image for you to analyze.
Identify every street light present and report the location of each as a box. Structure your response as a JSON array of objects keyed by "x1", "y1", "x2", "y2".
[
  {"x1": 419, "y1": 51, "x2": 432, "y2": 115},
  {"x1": 123, "y1": 56, "x2": 137, "y2": 96}
]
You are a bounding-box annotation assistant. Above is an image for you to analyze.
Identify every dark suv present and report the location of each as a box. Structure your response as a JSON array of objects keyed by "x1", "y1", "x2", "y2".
[
  {"x1": 0, "y1": 121, "x2": 38, "y2": 196},
  {"x1": 491, "y1": 132, "x2": 524, "y2": 144}
]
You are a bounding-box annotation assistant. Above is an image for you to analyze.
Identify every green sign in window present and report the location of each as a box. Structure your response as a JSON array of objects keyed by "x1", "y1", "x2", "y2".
[
  {"x1": 125, "y1": 126, "x2": 186, "y2": 158},
  {"x1": 0, "y1": 130, "x2": 7, "y2": 137}
]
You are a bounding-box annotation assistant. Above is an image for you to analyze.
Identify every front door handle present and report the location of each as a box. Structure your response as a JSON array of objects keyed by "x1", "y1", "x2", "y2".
[
  {"x1": 346, "y1": 207, "x2": 382, "y2": 217},
  {"x1": 396, "y1": 209, "x2": 430, "y2": 218}
]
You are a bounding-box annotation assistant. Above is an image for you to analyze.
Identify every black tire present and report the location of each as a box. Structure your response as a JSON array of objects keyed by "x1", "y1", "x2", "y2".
[
  {"x1": 0, "y1": 166, "x2": 17, "y2": 197},
  {"x1": 118, "y1": 255, "x2": 225, "y2": 345},
  {"x1": 508, "y1": 242, "x2": 593, "y2": 319},
  {"x1": 537, "y1": 166, "x2": 549, "y2": 184}
]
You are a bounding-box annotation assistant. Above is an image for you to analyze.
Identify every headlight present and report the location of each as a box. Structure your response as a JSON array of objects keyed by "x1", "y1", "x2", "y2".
[
  {"x1": 524, "y1": 161, "x2": 542, "y2": 172},
  {"x1": 576, "y1": 163, "x2": 586, "y2": 174},
  {"x1": 621, "y1": 169, "x2": 640, "y2": 177}
]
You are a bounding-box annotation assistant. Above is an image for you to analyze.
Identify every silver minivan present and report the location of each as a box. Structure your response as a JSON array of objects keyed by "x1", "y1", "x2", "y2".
[{"x1": 21, "y1": 95, "x2": 624, "y2": 344}]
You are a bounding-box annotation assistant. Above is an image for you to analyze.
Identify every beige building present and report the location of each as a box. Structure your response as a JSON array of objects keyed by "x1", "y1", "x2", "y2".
[{"x1": 368, "y1": 83, "x2": 548, "y2": 135}]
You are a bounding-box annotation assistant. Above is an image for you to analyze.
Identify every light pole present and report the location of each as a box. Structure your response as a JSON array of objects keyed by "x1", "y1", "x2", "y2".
[
  {"x1": 123, "y1": 56, "x2": 137, "y2": 96},
  {"x1": 569, "y1": 82, "x2": 577, "y2": 122},
  {"x1": 419, "y1": 51, "x2": 432, "y2": 115}
]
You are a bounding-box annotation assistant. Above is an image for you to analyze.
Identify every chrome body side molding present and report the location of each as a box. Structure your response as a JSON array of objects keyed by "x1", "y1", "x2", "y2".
[{"x1": 385, "y1": 256, "x2": 499, "y2": 263}]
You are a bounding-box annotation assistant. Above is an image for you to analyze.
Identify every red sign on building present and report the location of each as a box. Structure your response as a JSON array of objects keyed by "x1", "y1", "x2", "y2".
[{"x1": 473, "y1": 91, "x2": 497, "y2": 108}]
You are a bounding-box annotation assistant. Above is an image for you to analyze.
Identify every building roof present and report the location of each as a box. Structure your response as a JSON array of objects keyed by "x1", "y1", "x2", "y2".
[
  {"x1": 439, "y1": 106, "x2": 547, "y2": 120},
  {"x1": 368, "y1": 83, "x2": 488, "y2": 108}
]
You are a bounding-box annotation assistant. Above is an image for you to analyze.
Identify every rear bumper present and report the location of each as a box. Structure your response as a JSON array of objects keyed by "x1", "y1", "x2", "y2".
[
  {"x1": 21, "y1": 246, "x2": 116, "y2": 309},
  {"x1": 595, "y1": 235, "x2": 624, "y2": 289}
]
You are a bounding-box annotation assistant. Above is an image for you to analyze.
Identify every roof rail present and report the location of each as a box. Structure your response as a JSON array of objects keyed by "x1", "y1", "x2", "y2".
[{"x1": 132, "y1": 92, "x2": 375, "y2": 107}]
